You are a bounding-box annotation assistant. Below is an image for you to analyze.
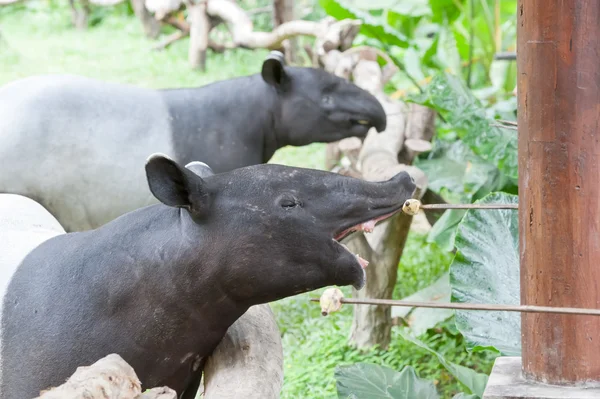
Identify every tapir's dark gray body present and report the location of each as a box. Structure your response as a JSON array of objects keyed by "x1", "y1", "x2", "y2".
[
  {"x1": 0, "y1": 154, "x2": 416, "y2": 399},
  {"x1": 0, "y1": 53, "x2": 386, "y2": 232}
]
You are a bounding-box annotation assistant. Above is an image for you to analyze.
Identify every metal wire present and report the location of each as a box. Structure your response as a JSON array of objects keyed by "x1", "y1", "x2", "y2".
[
  {"x1": 419, "y1": 203, "x2": 518, "y2": 210},
  {"x1": 309, "y1": 298, "x2": 600, "y2": 317}
]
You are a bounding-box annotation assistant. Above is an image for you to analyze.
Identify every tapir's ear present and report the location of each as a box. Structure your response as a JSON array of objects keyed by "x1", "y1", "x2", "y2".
[
  {"x1": 185, "y1": 161, "x2": 214, "y2": 179},
  {"x1": 145, "y1": 153, "x2": 210, "y2": 216},
  {"x1": 261, "y1": 51, "x2": 288, "y2": 89}
]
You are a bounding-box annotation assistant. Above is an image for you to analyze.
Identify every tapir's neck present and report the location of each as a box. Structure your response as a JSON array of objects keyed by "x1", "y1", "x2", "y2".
[
  {"x1": 159, "y1": 75, "x2": 289, "y2": 162},
  {"x1": 92, "y1": 205, "x2": 250, "y2": 332}
]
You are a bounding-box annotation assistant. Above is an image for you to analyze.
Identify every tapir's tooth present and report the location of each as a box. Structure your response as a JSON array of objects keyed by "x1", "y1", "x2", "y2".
[{"x1": 357, "y1": 120, "x2": 369, "y2": 125}]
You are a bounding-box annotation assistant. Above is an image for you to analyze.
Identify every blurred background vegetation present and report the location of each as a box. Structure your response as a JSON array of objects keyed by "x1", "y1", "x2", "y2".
[{"x1": 0, "y1": 0, "x2": 519, "y2": 397}]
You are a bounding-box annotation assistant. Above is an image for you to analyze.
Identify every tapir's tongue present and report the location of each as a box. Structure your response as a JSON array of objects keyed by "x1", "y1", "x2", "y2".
[
  {"x1": 356, "y1": 255, "x2": 369, "y2": 269},
  {"x1": 360, "y1": 220, "x2": 376, "y2": 233}
]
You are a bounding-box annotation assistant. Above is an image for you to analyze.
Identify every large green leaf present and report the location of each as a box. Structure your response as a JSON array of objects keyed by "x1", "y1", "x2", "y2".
[
  {"x1": 415, "y1": 140, "x2": 507, "y2": 251},
  {"x1": 450, "y1": 192, "x2": 521, "y2": 356},
  {"x1": 425, "y1": 209, "x2": 466, "y2": 252},
  {"x1": 429, "y1": 0, "x2": 465, "y2": 24},
  {"x1": 398, "y1": 330, "x2": 488, "y2": 397},
  {"x1": 408, "y1": 72, "x2": 518, "y2": 182},
  {"x1": 335, "y1": 363, "x2": 440, "y2": 399},
  {"x1": 415, "y1": 140, "x2": 504, "y2": 204},
  {"x1": 392, "y1": 272, "x2": 454, "y2": 336},
  {"x1": 452, "y1": 394, "x2": 479, "y2": 399},
  {"x1": 319, "y1": 0, "x2": 410, "y2": 48},
  {"x1": 391, "y1": 0, "x2": 431, "y2": 17}
]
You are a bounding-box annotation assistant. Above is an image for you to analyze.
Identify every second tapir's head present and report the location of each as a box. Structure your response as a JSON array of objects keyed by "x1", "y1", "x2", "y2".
[
  {"x1": 261, "y1": 51, "x2": 387, "y2": 145},
  {"x1": 145, "y1": 154, "x2": 416, "y2": 304}
]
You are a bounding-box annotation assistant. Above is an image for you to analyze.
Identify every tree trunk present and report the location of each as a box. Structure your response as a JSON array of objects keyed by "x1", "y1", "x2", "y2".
[
  {"x1": 69, "y1": 0, "x2": 90, "y2": 30},
  {"x1": 272, "y1": 0, "x2": 298, "y2": 63},
  {"x1": 338, "y1": 57, "x2": 435, "y2": 349},
  {"x1": 188, "y1": 0, "x2": 210, "y2": 71},
  {"x1": 131, "y1": 0, "x2": 161, "y2": 39}
]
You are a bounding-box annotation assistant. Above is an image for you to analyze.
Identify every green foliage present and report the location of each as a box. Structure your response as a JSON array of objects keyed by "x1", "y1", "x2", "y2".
[
  {"x1": 391, "y1": 272, "x2": 454, "y2": 337},
  {"x1": 450, "y1": 192, "x2": 521, "y2": 356},
  {"x1": 319, "y1": 0, "x2": 518, "y2": 92},
  {"x1": 331, "y1": 328, "x2": 492, "y2": 399},
  {"x1": 319, "y1": 0, "x2": 409, "y2": 48},
  {"x1": 414, "y1": 137, "x2": 511, "y2": 250},
  {"x1": 1, "y1": 6, "x2": 504, "y2": 398},
  {"x1": 335, "y1": 363, "x2": 440, "y2": 399},
  {"x1": 398, "y1": 330, "x2": 488, "y2": 397},
  {"x1": 273, "y1": 232, "x2": 497, "y2": 399},
  {"x1": 409, "y1": 72, "x2": 517, "y2": 182}
]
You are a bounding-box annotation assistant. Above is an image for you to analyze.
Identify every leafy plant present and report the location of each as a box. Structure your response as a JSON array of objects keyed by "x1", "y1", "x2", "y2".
[
  {"x1": 409, "y1": 72, "x2": 517, "y2": 182},
  {"x1": 398, "y1": 330, "x2": 489, "y2": 397},
  {"x1": 391, "y1": 272, "x2": 454, "y2": 336},
  {"x1": 406, "y1": 72, "x2": 517, "y2": 250},
  {"x1": 335, "y1": 363, "x2": 440, "y2": 399},
  {"x1": 450, "y1": 192, "x2": 521, "y2": 356},
  {"x1": 333, "y1": 329, "x2": 491, "y2": 399}
]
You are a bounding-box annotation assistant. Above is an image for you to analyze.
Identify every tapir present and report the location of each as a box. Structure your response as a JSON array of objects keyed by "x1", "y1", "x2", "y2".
[
  {"x1": 0, "y1": 153, "x2": 416, "y2": 399},
  {"x1": 0, "y1": 51, "x2": 387, "y2": 232}
]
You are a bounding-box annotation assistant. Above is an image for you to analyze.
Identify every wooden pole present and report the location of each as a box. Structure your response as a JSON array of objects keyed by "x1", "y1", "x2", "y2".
[{"x1": 518, "y1": 0, "x2": 600, "y2": 384}]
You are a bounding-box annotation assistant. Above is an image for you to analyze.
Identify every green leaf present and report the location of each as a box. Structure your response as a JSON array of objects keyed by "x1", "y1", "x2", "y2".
[
  {"x1": 415, "y1": 140, "x2": 508, "y2": 251},
  {"x1": 335, "y1": 363, "x2": 440, "y2": 399},
  {"x1": 435, "y1": 20, "x2": 461, "y2": 75},
  {"x1": 398, "y1": 330, "x2": 488, "y2": 397},
  {"x1": 391, "y1": 0, "x2": 431, "y2": 17},
  {"x1": 452, "y1": 394, "x2": 480, "y2": 399},
  {"x1": 408, "y1": 72, "x2": 518, "y2": 182},
  {"x1": 349, "y1": 0, "x2": 401, "y2": 10},
  {"x1": 450, "y1": 192, "x2": 521, "y2": 356},
  {"x1": 403, "y1": 46, "x2": 426, "y2": 82},
  {"x1": 392, "y1": 272, "x2": 454, "y2": 336},
  {"x1": 426, "y1": 209, "x2": 466, "y2": 251},
  {"x1": 319, "y1": 0, "x2": 410, "y2": 48},
  {"x1": 415, "y1": 140, "x2": 504, "y2": 203},
  {"x1": 429, "y1": 0, "x2": 465, "y2": 24}
]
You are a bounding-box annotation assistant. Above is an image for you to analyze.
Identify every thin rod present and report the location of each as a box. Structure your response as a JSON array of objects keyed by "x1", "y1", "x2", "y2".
[
  {"x1": 419, "y1": 203, "x2": 518, "y2": 210},
  {"x1": 309, "y1": 298, "x2": 600, "y2": 317}
]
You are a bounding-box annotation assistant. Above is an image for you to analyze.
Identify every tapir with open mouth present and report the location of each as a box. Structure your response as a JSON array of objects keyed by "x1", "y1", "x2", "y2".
[{"x1": 0, "y1": 154, "x2": 416, "y2": 399}]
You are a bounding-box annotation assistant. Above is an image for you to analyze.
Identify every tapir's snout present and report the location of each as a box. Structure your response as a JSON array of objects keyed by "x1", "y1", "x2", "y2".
[
  {"x1": 355, "y1": 92, "x2": 387, "y2": 133},
  {"x1": 320, "y1": 169, "x2": 416, "y2": 290},
  {"x1": 337, "y1": 83, "x2": 387, "y2": 134},
  {"x1": 370, "y1": 100, "x2": 387, "y2": 132},
  {"x1": 329, "y1": 170, "x2": 416, "y2": 243}
]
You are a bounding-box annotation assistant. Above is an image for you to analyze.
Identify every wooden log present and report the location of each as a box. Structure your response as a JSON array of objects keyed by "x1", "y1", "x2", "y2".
[
  {"x1": 518, "y1": 0, "x2": 600, "y2": 384},
  {"x1": 35, "y1": 354, "x2": 176, "y2": 399},
  {"x1": 344, "y1": 59, "x2": 434, "y2": 349},
  {"x1": 202, "y1": 304, "x2": 283, "y2": 398},
  {"x1": 188, "y1": 0, "x2": 210, "y2": 70}
]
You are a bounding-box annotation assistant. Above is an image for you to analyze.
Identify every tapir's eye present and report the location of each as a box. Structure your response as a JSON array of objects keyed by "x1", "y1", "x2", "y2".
[
  {"x1": 281, "y1": 199, "x2": 296, "y2": 208},
  {"x1": 280, "y1": 199, "x2": 297, "y2": 209}
]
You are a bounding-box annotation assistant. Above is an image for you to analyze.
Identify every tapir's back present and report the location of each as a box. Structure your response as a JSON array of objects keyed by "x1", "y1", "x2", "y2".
[
  {"x1": 0, "y1": 194, "x2": 66, "y2": 397},
  {"x1": 0, "y1": 75, "x2": 174, "y2": 231}
]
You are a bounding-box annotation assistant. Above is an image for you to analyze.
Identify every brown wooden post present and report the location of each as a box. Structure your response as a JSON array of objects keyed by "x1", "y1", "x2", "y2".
[{"x1": 518, "y1": 0, "x2": 600, "y2": 384}]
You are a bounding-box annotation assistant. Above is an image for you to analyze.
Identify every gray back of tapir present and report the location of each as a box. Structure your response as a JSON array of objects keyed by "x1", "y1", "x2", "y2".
[{"x1": 0, "y1": 51, "x2": 387, "y2": 232}]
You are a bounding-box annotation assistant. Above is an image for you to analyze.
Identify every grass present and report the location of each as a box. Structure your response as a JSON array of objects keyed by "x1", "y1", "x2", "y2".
[{"x1": 1, "y1": 6, "x2": 498, "y2": 398}]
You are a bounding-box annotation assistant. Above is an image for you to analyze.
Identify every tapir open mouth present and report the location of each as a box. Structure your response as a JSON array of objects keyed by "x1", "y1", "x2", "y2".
[
  {"x1": 334, "y1": 208, "x2": 401, "y2": 242},
  {"x1": 331, "y1": 205, "x2": 404, "y2": 276}
]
